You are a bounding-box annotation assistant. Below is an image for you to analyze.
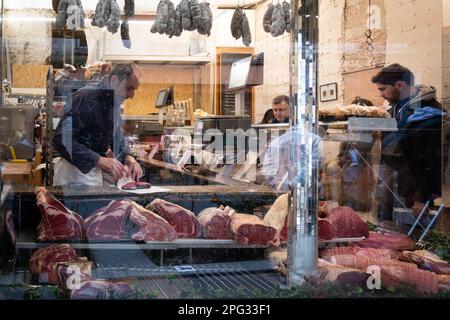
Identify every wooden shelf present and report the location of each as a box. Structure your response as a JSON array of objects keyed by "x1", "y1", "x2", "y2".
[{"x1": 104, "y1": 55, "x2": 212, "y2": 65}]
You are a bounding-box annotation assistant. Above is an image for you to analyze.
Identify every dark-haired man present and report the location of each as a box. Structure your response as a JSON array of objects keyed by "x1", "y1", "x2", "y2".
[
  {"x1": 52, "y1": 63, "x2": 143, "y2": 186},
  {"x1": 371, "y1": 63, "x2": 446, "y2": 206},
  {"x1": 271, "y1": 94, "x2": 290, "y2": 123}
]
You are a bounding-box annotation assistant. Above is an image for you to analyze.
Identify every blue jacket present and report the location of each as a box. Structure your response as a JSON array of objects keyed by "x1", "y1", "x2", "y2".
[
  {"x1": 52, "y1": 77, "x2": 131, "y2": 174},
  {"x1": 383, "y1": 85, "x2": 446, "y2": 201}
]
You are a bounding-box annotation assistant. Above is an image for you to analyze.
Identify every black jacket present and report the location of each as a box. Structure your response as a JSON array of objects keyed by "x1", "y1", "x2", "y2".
[{"x1": 52, "y1": 79, "x2": 131, "y2": 174}]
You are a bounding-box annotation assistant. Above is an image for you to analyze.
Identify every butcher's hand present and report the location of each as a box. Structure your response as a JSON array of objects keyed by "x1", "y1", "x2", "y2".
[
  {"x1": 125, "y1": 155, "x2": 143, "y2": 181},
  {"x1": 98, "y1": 157, "x2": 127, "y2": 181}
]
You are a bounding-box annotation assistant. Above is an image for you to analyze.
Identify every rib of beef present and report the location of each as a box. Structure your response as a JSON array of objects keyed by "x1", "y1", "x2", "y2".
[
  {"x1": 197, "y1": 206, "x2": 232, "y2": 239},
  {"x1": 29, "y1": 244, "x2": 83, "y2": 283},
  {"x1": 231, "y1": 213, "x2": 277, "y2": 245},
  {"x1": 35, "y1": 187, "x2": 84, "y2": 241},
  {"x1": 146, "y1": 199, "x2": 200, "y2": 238},
  {"x1": 84, "y1": 200, "x2": 132, "y2": 240},
  {"x1": 327, "y1": 206, "x2": 369, "y2": 238},
  {"x1": 84, "y1": 200, "x2": 177, "y2": 241}
]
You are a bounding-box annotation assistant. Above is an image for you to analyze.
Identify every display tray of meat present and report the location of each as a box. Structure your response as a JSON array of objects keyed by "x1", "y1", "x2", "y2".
[{"x1": 121, "y1": 181, "x2": 151, "y2": 190}]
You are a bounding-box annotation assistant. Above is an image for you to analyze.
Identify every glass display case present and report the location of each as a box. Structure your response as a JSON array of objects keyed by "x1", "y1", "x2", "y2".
[{"x1": 0, "y1": 0, "x2": 449, "y2": 302}]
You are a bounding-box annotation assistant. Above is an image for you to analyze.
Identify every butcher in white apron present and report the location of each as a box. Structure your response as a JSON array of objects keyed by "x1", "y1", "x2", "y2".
[{"x1": 52, "y1": 63, "x2": 143, "y2": 186}]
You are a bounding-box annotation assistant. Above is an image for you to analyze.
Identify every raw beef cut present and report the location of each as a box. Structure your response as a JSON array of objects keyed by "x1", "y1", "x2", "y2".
[
  {"x1": 318, "y1": 218, "x2": 337, "y2": 240},
  {"x1": 318, "y1": 200, "x2": 339, "y2": 218},
  {"x1": 146, "y1": 199, "x2": 200, "y2": 238},
  {"x1": 320, "y1": 246, "x2": 399, "y2": 259},
  {"x1": 128, "y1": 201, "x2": 177, "y2": 241},
  {"x1": 29, "y1": 244, "x2": 85, "y2": 283},
  {"x1": 56, "y1": 261, "x2": 94, "y2": 290},
  {"x1": 121, "y1": 181, "x2": 151, "y2": 190},
  {"x1": 84, "y1": 200, "x2": 177, "y2": 241},
  {"x1": 317, "y1": 259, "x2": 369, "y2": 287},
  {"x1": 400, "y1": 250, "x2": 450, "y2": 275},
  {"x1": 231, "y1": 213, "x2": 277, "y2": 245},
  {"x1": 35, "y1": 187, "x2": 84, "y2": 241},
  {"x1": 84, "y1": 200, "x2": 133, "y2": 240},
  {"x1": 327, "y1": 206, "x2": 369, "y2": 238},
  {"x1": 324, "y1": 254, "x2": 438, "y2": 293},
  {"x1": 57, "y1": 264, "x2": 133, "y2": 299},
  {"x1": 197, "y1": 206, "x2": 232, "y2": 239},
  {"x1": 324, "y1": 254, "x2": 417, "y2": 270},
  {"x1": 263, "y1": 194, "x2": 288, "y2": 242},
  {"x1": 70, "y1": 279, "x2": 133, "y2": 299},
  {"x1": 357, "y1": 231, "x2": 416, "y2": 251},
  {"x1": 265, "y1": 248, "x2": 369, "y2": 287}
]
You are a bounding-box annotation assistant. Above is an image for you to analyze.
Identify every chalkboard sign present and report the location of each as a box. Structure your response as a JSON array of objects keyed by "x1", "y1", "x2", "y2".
[
  {"x1": 222, "y1": 91, "x2": 235, "y2": 115},
  {"x1": 221, "y1": 88, "x2": 252, "y2": 116}
]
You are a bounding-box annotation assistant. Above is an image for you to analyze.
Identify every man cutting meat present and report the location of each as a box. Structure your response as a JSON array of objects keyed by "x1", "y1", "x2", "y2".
[{"x1": 52, "y1": 63, "x2": 143, "y2": 186}]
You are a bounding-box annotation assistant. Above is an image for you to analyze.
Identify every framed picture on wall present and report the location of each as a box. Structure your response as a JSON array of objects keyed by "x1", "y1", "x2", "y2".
[{"x1": 319, "y1": 83, "x2": 338, "y2": 102}]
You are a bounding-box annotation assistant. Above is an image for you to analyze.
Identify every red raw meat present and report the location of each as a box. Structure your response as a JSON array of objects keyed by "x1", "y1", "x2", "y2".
[
  {"x1": 320, "y1": 246, "x2": 400, "y2": 259},
  {"x1": 147, "y1": 199, "x2": 200, "y2": 238},
  {"x1": 357, "y1": 231, "x2": 416, "y2": 251},
  {"x1": 121, "y1": 181, "x2": 151, "y2": 190},
  {"x1": 35, "y1": 187, "x2": 84, "y2": 241},
  {"x1": 84, "y1": 200, "x2": 177, "y2": 241},
  {"x1": 231, "y1": 213, "x2": 277, "y2": 245},
  {"x1": 317, "y1": 258, "x2": 369, "y2": 287},
  {"x1": 128, "y1": 202, "x2": 178, "y2": 241},
  {"x1": 325, "y1": 254, "x2": 438, "y2": 293},
  {"x1": 84, "y1": 200, "x2": 133, "y2": 240},
  {"x1": 400, "y1": 250, "x2": 450, "y2": 275},
  {"x1": 56, "y1": 263, "x2": 133, "y2": 299},
  {"x1": 327, "y1": 206, "x2": 369, "y2": 238},
  {"x1": 318, "y1": 200, "x2": 339, "y2": 218},
  {"x1": 318, "y1": 218, "x2": 337, "y2": 240},
  {"x1": 29, "y1": 244, "x2": 80, "y2": 283},
  {"x1": 197, "y1": 207, "x2": 232, "y2": 239},
  {"x1": 70, "y1": 279, "x2": 133, "y2": 300}
]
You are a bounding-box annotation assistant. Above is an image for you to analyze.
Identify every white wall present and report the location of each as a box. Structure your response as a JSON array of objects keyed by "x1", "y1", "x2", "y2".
[
  {"x1": 318, "y1": 0, "x2": 346, "y2": 109},
  {"x1": 318, "y1": 0, "x2": 445, "y2": 106},
  {"x1": 443, "y1": 0, "x2": 450, "y2": 27},
  {"x1": 385, "y1": 0, "x2": 443, "y2": 98},
  {"x1": 253, "y1": 1, "x2": 290, "y2": 122}
]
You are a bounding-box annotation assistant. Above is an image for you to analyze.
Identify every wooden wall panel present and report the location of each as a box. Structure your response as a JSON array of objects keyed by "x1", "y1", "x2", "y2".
[
  {"x1": 124, "y1": 64, "x2": 207, "y2": 115},
  {"x1": 12, "y1": 64, "x2": 50, "y2": 88}
]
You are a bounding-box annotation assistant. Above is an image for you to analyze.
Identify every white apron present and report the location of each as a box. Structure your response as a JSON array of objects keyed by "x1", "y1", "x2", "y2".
[{"x1": 53, "y1": 157, "x2": 103, "y2": 186}]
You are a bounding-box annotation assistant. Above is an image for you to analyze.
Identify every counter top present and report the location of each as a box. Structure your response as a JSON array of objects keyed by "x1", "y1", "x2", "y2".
[
  {"x1": 139, "y1": 157, "x2": 267, "y2": 190},
  {"x1": 9, "y1": 184, "x2": 278, "y2": 197}
]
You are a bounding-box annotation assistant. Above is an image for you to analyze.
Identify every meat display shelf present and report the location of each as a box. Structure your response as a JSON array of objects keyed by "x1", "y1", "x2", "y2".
[
  {"x1": 16, "y1": 232, "x2": 365, "y2": 250},
  {"x1": 320, "y1": 236, "x2": 366, "y2": 243},
  {"x1": 15, "y1": 232, "x2": 269, "y2": 250}
]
